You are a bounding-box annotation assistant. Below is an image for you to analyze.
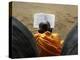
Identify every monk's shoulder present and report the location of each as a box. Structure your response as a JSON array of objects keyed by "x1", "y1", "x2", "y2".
[
  {"x1": 34, "y1": 32, "x2": 40, "y2": 38},
  {"x1": 51, "y1": 33, "x2": 60, "y2": 37}
]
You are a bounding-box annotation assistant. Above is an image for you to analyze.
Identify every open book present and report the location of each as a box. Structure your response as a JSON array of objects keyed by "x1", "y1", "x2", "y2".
[{"x1": 33, "y1": 13, "x2": 55, "y2": 28}]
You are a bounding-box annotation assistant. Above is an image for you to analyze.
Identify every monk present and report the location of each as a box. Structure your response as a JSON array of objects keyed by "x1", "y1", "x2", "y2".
[{"x1": 34, "y1": 22, "x2": 64, "y2": 56}]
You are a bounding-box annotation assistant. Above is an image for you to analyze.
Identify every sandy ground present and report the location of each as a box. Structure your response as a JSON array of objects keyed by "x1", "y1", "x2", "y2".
[{"x1": 10, "y1": 2, "x2": 78, "y2": 40}]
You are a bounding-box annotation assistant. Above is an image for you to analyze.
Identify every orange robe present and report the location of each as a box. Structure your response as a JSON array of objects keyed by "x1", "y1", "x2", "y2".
[{"x1": 34, "y1": 31, "x2": 64, "y2": 56}]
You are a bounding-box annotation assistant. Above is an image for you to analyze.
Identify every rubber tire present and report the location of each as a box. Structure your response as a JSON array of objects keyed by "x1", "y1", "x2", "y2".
[
  {"x1": 61, "y1": 24, "x2": 78, "y2": 55},
  {"x1": 9, "y1": 16, "x2": 38, "y2": 58}
]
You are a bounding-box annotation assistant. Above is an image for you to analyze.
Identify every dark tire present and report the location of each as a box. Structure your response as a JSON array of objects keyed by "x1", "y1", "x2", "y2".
[
  {"x1": 61, "y1": 24, "x2": 78, "y2": 55},
  {"x1": 9, "y1": 16, "x2": 38, "y2": 58}
]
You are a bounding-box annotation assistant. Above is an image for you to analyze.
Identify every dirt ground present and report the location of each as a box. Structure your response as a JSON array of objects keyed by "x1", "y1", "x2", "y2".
[{"x1": 11, "y1": 2, "x2": 78, "y2": 40}]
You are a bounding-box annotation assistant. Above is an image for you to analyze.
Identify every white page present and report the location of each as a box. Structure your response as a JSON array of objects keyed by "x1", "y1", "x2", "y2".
[{"x1": 33, "y1": 13, "x2": 55, "y2": 28}]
